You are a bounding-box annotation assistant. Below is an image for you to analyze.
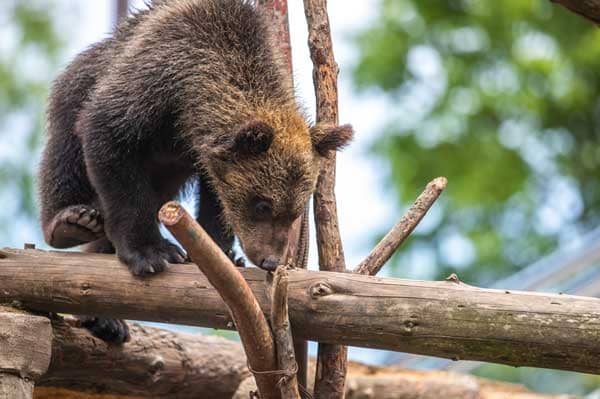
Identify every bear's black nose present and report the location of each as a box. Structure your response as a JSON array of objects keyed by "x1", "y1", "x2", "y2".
[{"x1": 260, "y1": 257, "x2": 280, "y2": 271}]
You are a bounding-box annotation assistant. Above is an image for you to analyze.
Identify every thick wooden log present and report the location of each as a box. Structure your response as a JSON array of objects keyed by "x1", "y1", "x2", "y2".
[
  {"x1": 39, "y1": 317, "x2": 248, "y2": 399},
  {"x1": 0, "y1": 307, "x2": 52, "y2": 399},
  {"x1": 1, "y1": 248, "x2": 600, "y2": 374},
  {"x1": 34, "y1": 319, "x2": 577, "y2": 399}
]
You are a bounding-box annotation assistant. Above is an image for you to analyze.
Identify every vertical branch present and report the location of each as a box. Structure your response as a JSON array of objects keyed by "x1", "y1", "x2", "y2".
[
  {"x1": 271, "y1": 267, "x2": 301, "y2": 399},
  {"x1": 257, "y1": 0, "x2": 293, "y2": 73},
  {"x1": 304, "y1": 1, "x2": 348, "y2": 398},
  {"x1": 114, "y1": 0, "x2": 128, "y2": 26},
  {"x1": 257, "y1": 0, "x2": 310, "y2": 389}
]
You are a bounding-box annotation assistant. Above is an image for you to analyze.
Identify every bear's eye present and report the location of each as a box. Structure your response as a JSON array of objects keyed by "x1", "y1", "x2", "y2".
[{"x1": 254, "y1": 200, "x2": 273, "y2": 220}]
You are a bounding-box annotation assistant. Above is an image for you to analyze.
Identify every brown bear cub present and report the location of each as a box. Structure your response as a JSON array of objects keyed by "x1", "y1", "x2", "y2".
[{"x1": 38, "y1": 0, "x2": 353, "y2": 343}]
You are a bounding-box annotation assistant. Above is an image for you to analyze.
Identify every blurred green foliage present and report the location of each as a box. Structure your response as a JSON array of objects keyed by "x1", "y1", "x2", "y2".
[
  {"x1": 353, "y1": 0, "x2": 600, "y2": 394},
  {"x1": 0, "y1": 1, "x2": 62, "y2": 241},
  {"x1": 353, "y1": 0, "x2": 600, "y2": 285}
]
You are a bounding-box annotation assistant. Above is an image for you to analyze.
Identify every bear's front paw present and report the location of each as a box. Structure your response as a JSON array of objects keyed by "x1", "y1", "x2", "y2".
[{"x1": 118, "y1": 239, "x2": 186, "y2": 276}]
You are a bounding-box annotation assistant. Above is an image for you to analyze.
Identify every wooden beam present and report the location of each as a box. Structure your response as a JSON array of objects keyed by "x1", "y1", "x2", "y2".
[{"x1": 1, "y1": 248, "x2": 600, "y2": 375}]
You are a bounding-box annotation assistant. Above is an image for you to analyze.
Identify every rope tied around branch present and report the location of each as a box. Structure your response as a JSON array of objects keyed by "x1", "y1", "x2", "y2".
[
  {"x1": 247, "y1": 361, "x2": 302, "y2": 391},
  {"x1": 247, "y1": 360, "x2": 298, "y2": 379}
]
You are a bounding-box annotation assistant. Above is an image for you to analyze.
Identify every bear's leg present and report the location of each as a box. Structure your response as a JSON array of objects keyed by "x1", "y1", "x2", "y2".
[
  {"x1": 38, "y1": 129, "x2": 104, "y2": 248},
  {"x1": 82, "y1": 131, "x2": 186, "y2": 276},
  {"x1": 79, "y1": 236, "x2": 130, "y2": 344},
  {"x1": 197, "y1": 177, "x2": 245, "y2": 267}
]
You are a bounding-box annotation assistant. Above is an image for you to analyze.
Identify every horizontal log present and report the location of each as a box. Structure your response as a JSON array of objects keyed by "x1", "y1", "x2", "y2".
[
  {"x1": 39, "y1": 316, "x2": 248, "y2": 398},
  {"x1": 34, "y1": 317, "x2": 576, "y2": 399},
  {"x1": 1, "y1": 248, "x2": 600, "y2": 374}
]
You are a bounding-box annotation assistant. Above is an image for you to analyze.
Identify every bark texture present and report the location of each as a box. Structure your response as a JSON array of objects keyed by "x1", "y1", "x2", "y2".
[
  {"x1": 159, "y1": 202, "x2": 279, "y2": 399},
  {"x1": 32, "y1": 318, "x2": 578, "y2": 399},
  {"x1": 270, "y1": 267, "x2": 300, "y2": 398},
  {"x1": 303, "y1": 0, "x2": 348, "y2": 396},
  {"x1": 1, "y1": 248, "x2": 600, "y2": 374},
  {"x1": 40, "y1": 317, "x2": 248, "y2": 398},
  {"x1": 551, "y1": 0, "x2": 600, "y2": 24},
  {"x1": 0, "y1": 307, "x2": 52, "y2": 399}
]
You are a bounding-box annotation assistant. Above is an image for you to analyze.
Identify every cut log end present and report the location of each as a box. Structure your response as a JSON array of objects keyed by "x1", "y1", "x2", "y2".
[
  {"x1": 158, "y1": 201, "x2": 184, "y2": 226},
  {"x1": 430, "y1": 176, "x2": 448, "y2": 192}
]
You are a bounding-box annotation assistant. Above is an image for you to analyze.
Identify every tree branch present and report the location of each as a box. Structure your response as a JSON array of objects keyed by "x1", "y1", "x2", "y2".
[
  {"x1": 354, "y1": 177, "x2": 447, "y2": 276},
  {"x1": 270, "y1": 267, "x2": 300, "y2": 398},
  {"x1": 303, "y1": 0, "x2": 348, "y2": 396},
  {"x1": 158, "y1": 202, "x2": 279, "y2": 399},
  {"x1": 551, "y1": 0, "x2": 600, "y2": 24},
  {"x1": 2, "y1": 248, "x2": 600, "y2": 375}
]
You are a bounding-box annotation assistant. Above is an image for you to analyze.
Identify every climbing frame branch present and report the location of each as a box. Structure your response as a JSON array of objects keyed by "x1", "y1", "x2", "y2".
[
  {"x1": 303, "y1": 0, "x2": 348, "y2": 397},
  {"x1": 256, "y1": 0, "x2": 310, "y2": 387},
  {"x1": 354, "y1": 177, "x2": 447, "y2": 276},
  {"x1": 551, "y1": 0, "x2": 600, "y2": 24},
  {"x1": 270, "y1": 267, "x2": 301, "y2": 398},
  {"x1": 158, "y1": 202, "x2": 280, "y2": 399}
]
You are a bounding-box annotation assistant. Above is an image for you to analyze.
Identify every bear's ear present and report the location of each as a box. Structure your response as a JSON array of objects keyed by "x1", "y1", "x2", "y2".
[
  {"x1": 310, "y1": 123, "x2": 354, "y2": 156},
  {"x1": 230, "y1": 120, "x2": 274, "y2": 158}
]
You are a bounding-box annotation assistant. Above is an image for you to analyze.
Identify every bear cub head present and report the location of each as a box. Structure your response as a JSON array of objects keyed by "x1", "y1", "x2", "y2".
[{"x1": 205, "y1": 109, "x2": 353, "y2": 270}]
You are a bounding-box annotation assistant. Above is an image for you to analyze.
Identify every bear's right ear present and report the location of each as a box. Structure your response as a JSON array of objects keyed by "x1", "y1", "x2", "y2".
[
  {"x1": 230, "y1": 120, "x2": 274, "y2": 158},
  {"x1": 310, "y1": 123, "x2": 354, "y2": 156}
]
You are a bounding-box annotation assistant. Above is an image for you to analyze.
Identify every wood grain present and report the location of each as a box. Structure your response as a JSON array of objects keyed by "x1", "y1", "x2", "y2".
[
  {"x1": 0, "y1": 307, "x2": 52, "y2": 399},
  {"x1": 1, "y1": 248, "x2": 599, "y2": 374}
]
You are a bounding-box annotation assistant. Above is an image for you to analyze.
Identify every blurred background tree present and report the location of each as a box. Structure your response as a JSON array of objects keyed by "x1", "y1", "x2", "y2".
[
  {"x1": 0, "y1": 0, "x2": 63, "y2": 245},
  {"x1": 353, "y1": 0, "x2": 600, "y2": 285}
]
